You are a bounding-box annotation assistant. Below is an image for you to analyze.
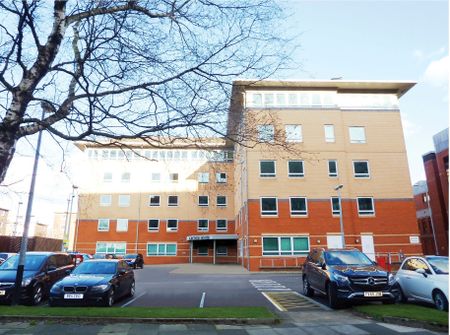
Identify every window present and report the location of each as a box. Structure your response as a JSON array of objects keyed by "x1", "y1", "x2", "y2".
[
  {"x1": 147, "y1": 243, "x2": 177, "y2": 256},
  {"x1": 216, "y1": 219, "x2": 227, "y2": 232},
  {"x1": 118, "y1": 195, "x2": 130, "y2": 207},
  {"x1": 216, "y1": 246, "x2": 227, "y2": 256},
  {"x1": 151, "y1": 173, "x2": 160, "y2": 183},
  {"x1": 100, "y1": 194, "x2": 112, "y2": 207},
  {"x1": 349, "y1": 126, "x2": 366, "y2": 143},
  {"x1": 262, "y1": 236, "x2": 309, "y2": 256},
  {"x1": 121, "y1": 172, "x2": 130, "y2": 183},
  {"x1": 168, "y1": 195, "x2": 178, "y2": 207},
  {"x1": 169, "y1": 173, "x2": 179, "y2": 183},
  {"x1": 288, "y1": 160, "x2": 304, "y2": 177},
  {"x1": 96, "y1": 242, "x2": 126, "y2": 255},
  {"x1": 357, "y1": 197, "x2": 375, "y2": 216},
  {"x1": 198, "y1": 219, "x2": 209, "y2": 232},
  {"x1": 116, "y1": 219, "x2": 128, "y2": 232},
  {"x1": 353, "y1": 161, "x2": 370, "y2": 178},
  {"x1": 258, "y1": 125, "x2": 274, "y2": 142},
  {"x1": 401, "y1": 258, "x2": 431, "y2": 272},
  {"x1": 331, "y1": 197, "x2": 340, "y2": 215},
  {"x1": 324, "y1": 125, "x2": 335, "y2": 143},
  {"x1": 290, "y1": 197, "x2": 308, "y2": 216},
  {"x1": 198, "y1": 246, "x2": 208, "y2": 256},
  {"x1": 167, "y1": 219, "x2": 178, "y2": 232},
  {"x1": 261, "y1": 197, "x2": 278, "y2": 216},
  {"x1": 198, "y1": 172, "x2": 209, "y2": 183},
  {"x1": 103, "y1": 172, "x2": 112, "y2": 183},
  {"x1": 216, "y1": 172, "x2": 227, "y2": 183},
  {"x1": 260, "y1": 160, "x2": 276, "y2": 177},
  {"x1": 285, "y1": 125, "x2": 303, "y2": 142},
  {"x1": 198, "y1": 196, "x2": 209, "y2": 207},
  {"x1": 148, "y1": 219, "x2": 159, "y2": 231},
  {"x1": 328, "y1": 160, "x2": 338, "y2": 177},
  {"x1": 98, "y1": 219, "x2": 110, "y2": 232},
  {"x1": 217, "y1": 196, "x2": 227, "y2": 207},
  {"x1": 149, "y1": 195, "x2": 160, "y2": 207}
]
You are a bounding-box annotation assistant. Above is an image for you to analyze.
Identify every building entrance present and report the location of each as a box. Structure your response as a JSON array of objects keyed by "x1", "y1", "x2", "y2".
[{"x1": 187, "y1": 234, "x2": 238, "y2": 264}]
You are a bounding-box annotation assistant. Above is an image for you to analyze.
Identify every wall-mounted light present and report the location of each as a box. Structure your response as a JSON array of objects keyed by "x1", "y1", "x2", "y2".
[
  {"x1": 253, "y1": 239, "x2": 258, "y2": 244},
  {"x1": 355, "y1": 238, "x2": 360, "y2": 244}
]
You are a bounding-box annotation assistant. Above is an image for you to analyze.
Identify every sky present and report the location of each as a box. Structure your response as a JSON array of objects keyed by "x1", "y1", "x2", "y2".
[{"x1": 0, "y1": 0, "x2": 448, "y2": 230}]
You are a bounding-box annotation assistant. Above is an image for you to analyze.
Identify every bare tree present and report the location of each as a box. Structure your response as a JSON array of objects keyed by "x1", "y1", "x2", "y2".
[{"x1": 0, "y1": 0, "x2": 293, "y2": 184}]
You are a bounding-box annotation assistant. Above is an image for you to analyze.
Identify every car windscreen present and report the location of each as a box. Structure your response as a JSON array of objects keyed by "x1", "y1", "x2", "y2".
[
  {"x1": 325, "y1": 250, "x2": 374, "y2": 266},
  {"x1": 427, "y1": 257, "x2": 449, "y2": 274},
  {"x1": 72, "y1": 261, "x2": 117, "y2": 275},
  {"x1": 124, "y1": 254, "x2": 137, "y2": 259},
  {"x1": 0, "y1": 255, "x2": 47, "y2": 271}
]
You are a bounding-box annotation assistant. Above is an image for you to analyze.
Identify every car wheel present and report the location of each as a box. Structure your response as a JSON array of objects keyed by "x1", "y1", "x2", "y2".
[
  {"x1": 326, "y1": 282, "x2": 341, "y2": 309},
  {"x1": 31, "y1": 284, "x2": 43, "y2": 305},
  {"x1": 302, "y1": 276, "x2": 314, "y2": 297},
  {"x1": 397, "y1": 286, "x2": 408, "y2": 303},
  {"x1": 133, "y1": 264, "x2": 136, "y2": 269},
  {"x1": 433, "y1": 290, "x2": 448, "y2": 311},
  {"x1": 128, "y1": 281, "x2": 135, "y2": 297},
  {"x1": 140, "y1": 263, "x2": 144, "y2": 269},
  {"x1": 104, "y1": 288, "x2": 115, "y2": 307}
]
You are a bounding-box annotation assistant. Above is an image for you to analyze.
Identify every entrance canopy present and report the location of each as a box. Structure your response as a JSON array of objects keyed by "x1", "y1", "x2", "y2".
[{"x1": 187, "y1": 234, "x2": 238, "y2": 241}]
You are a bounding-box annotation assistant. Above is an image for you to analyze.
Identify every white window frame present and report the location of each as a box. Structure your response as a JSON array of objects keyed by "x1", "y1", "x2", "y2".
[
  {"x1": 149, "y1": 195, "x2": 161, "y2": 207},
  {"x1": 118, "y1": 194, "x2": 131, "y2": 207},
  {"x1": 197, "y1": 246, "x2": 208, "y2": 256},
  {"x1": 289, "y1": 197, "x2": 308, "y2": 216},
  {"x1": 166, "y1": 219, "x2": 178, "y2": 232},
  {"x1": 260, "y1": 197, "x2": 278, "y2": 216},
  {"x1": 259, "y1": 160, "x2": 276, "y2": 178},
  {"x1": 216, "y1": 172, "x2": 227, "y2": 183},
  {"x1": 216, "y1": 246, "x2": 228, "y2": 256},
  {"x1": 151, "y1": 173, "x2": 161, "y2": 183},
  {"x1": 148, "y1": 219, "x2": 160, "y2": 232},
  {"x1": 287, "y1": 160, "x2": 304, "y2": 178},
  {"x1": 97, "y1": 219, "x2": 110, "y2": 232},
  {"x1": 330, "y1": 197, "x2": 340, "y2": 216},
  {"x1": 198, "y1": 172, "x2": 209, "y2": 183},
  {"x1": 328, "y1": 160, "x2": 338, "y2": 177},
  {"x1": 169, "y1": 173, "x2": 179, "y2": 183},
  {"x1": 285, "y1": 124, "x2": 303, "y2": 143},
  {"x1": 96, "y1": 242, "x2": 126, "y2": 255},
  {"x1": 217, "y1": 195, "x2": 227, "y2": 207},
  {"x1": 357, "y1": 197, "x2": 375, "y2": 216},
  {"x1": 257, "y1": 125, "x2": 275, "y2": 142},
  {"x1": 103, "y1": 172, "x2": 113, "y2": 183},
  {"x1": 167, "y1": 195, "x2": 179, "y2": 207},
  {"x1": 198, "y1": 195, "x2": 209, "y2": 207},
  {"x1": 216, "y1": 219, "x2": 228, "y2": 232},
  {"x1": 324, "y1": 125, "x2": 335, "y2": 143},
  {"x1": 146, "y1": 243, "x2": 177, "y2": 256},
  {"x1": 116, "y1": 219, "x2": 128, "y2": 232},
  {"x1": 349, "y1": 126, "x2": 366, "y2": 144},
  {"x1": 262, "y1": 236, "x2": 310, "y2": 256},
  {"x1": 121, "y1": 172, "x2": 131, "y2": 183},
  {"x1": 353, "y1": 160, "x2": 370, "y2": 178},
  {"x1": 198, "y1": 219, "x2": 209, "y2": 232},
  {"x1": 100, "y1": 194, "x2": 112, "y2": 207}
]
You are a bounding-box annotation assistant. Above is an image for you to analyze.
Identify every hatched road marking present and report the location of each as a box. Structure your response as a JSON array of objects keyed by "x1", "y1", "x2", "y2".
[
  {"x1": 262, "y1": 291, "x2": 331, "y2": 311},
  {"x1": 249, "y1": 279, "x2": 292, "y2": 291}
]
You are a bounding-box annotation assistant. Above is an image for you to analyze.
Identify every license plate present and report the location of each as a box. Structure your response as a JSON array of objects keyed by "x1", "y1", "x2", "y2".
[
  {"x1": 64, "y1": 294, "x2": 83, "y2": 299},
  {"x1": 364, "y1": 291, "x2": 383, "y2": 297},
  {"x1": 0, "y1": 290, "x2": 5, "y2": 296}
]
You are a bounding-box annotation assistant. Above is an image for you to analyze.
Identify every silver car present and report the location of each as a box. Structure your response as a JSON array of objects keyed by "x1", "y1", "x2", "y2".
[{"x1": 395, "y1": 256, "x2": 448, "y2": 311}]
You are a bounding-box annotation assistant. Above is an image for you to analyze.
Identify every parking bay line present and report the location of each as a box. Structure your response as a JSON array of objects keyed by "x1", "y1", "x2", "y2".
[
  {"x1": 120, "y1": 292, "x2": 146, "y2": 308},
  {"x1": 261, "y1": 292, "x2": 287, "y2": 312},
  {"x1": 199, "y1": 292, "x2": 206, "y2": 308}
]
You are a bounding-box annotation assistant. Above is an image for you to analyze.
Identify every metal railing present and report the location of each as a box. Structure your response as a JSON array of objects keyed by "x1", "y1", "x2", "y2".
[{"x1": 259, "y1": 257, "x2": 304, "y2": 270}]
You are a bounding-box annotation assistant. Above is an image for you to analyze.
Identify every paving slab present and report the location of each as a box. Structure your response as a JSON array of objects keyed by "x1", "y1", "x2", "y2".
[
  {"x1": 273, "y1": 328, "x2": 310, "y2": 335},
  {"x1": 329, "y1": 324, "x2": 369, "y2": 335},
  {"x1": 246, "y1": 328, "x2": 279, "y2": 335}
]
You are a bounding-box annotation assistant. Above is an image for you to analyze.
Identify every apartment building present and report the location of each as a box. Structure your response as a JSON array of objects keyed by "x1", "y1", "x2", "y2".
[{"x1": 74, "y1": 80, "x2": 423, "y2": 271}]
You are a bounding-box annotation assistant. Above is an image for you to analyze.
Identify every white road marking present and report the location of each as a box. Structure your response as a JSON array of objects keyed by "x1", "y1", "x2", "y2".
[
  {"x1": 249, "y1": 279, "x2": 292, "y2": 291},
  {"x1": 261, "y1": 292, "x2": 286, "y2": 312},
  {"x1": 294, "y1": 291, "x2": 332, "y2": 311},
  {"x1": 199, "y1": 292, "x2": 206, "y2": 308},
  {"x1": 120, "y1": 292, "x2": 146, "y2": 307}
]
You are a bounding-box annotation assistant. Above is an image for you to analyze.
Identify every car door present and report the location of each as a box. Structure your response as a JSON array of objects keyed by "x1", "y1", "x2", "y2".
[
  {"x1": 400, "y1": 257, "x2": 434, "y2": 302},
  {"x1": 43, "y1": 255, "x2": 59, "y2": 292}
]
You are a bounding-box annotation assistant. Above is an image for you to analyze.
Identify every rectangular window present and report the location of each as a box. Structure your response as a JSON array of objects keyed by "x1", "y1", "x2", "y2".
[
  {"x1": 96, "y1": 242, "x2": 126, "y2": 255},
  {"x1": 147, "y1": 243, "x2": 177, "y2": 256},
  {"x1": 198, "y1": 196, "x2": 209, "y2": 207},
  {"x1": 331, "y1": 197, "x2": 340, "y2": 215},
  {"x1": 167, "y1": 219, "x2": 178, "y2": 232},
  {"x1": 357, "y1": 197, "x2": 375, "y2": 216},
  {"x1": 116, "y1": 219, "x2": 128, "y2": 232},
  {"x1": 349, "y1": 126, "x2": 366, "y2": 143},
  {"x1": 118, "y1": 194, "x2": 130, "y2": 207},
  {"x1": 260, "y1": 160, "x2": 276, "y2": 177},
  {"x1": 151, "y1": 173, "x2": 161, "y2": 183},
  {"x1": 262, "y1": 236, "x2": 309, "y2": 256},
  {"x1": 216, "y1": 246, "x2": 227, "y2": 256},
  {"x1": 103, "y1": 172, "x2": 113, "y2": 183},
  {"x1": 121, "y1": 172, "x2": 130, "y2": 183},
  {"x1": 288, "y1": 160, "x2": 304, "y2": 177},
  {"x1": 169, "y1": 173, "x2": 179, "y2": 183},
  {"x1": 198, "y1": 246, "x2": 208, "y2": 256},
  {"x1": 324, "y1": 125, "x2": 335, "y2": 143},
  {"x1": 290, "y1": 197, "x2": 308, "y2": 216},
  {"x1": 100, "y1": 194, "x2": 112, "y2": 207},
  {"x1": 198, "y1": 172, "x2": 209, "y2": 183},
  {"x1": 285, "y1": 125, "x2": 303, "y2": 142},
  {"x1": 217, "y1": 195, "x2": 227, "y2": 207},
  {"x1": 198, "y1": 219, "x2": 209, "y2": 232},
  {"x1": 261, "y1": 197, "x2": 278, "y2": 216},
  {"x1": 148, "y1": 219, "x2": 159, "y2": 231},
  {"x1": 149, "y1": 195, "x2": 160, "y2": 207},
  {"x1": 97, "y1": 219, "x2": 110, "y2": 232},
  {"x1": 328, "y1": 160, "x2": 338, "y2": 177},
  {"x1": 216, "y1": 219, "x2": 227, "y2": 232},
  {"x1": 216, "y1": 172, "x2": 227, "y2": 183},
  {"x1": 168, "y1": 195, "x2": 178, "y2": 207},
  {"x1": 258, "y1": 125, "x2": 275, "y2": 142},
  {"x1": 353, "y1": 161, "x2": 370, "y2": 178}
]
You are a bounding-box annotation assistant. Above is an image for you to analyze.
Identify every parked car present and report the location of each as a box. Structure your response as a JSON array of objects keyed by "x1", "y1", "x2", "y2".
[
  {"x1": 0, "y1": 252, "x2": 74, "y2": 305},
  {"x1": 49, "y1": 259, "x2": 135, "y2": 307},
  {"x1": 302, "y1": 248, "x2": 398, "y2": 308},
  {"x1": 68, "y1": 252, "x2": 93, "y2": 266},
  {"x1": 395, "y1": 256, "x2": 448, "y2": 311},
  {"x1": 0, "y1": 253, "x2": 16, "y2": 265},
  {"x1": 123, "y1": 254, "x2": 144, "y2": 269}
]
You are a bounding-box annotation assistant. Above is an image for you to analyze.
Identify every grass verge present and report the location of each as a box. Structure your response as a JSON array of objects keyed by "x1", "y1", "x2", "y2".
[
  {"x1": 354, "y1": 304, "x2": 448, "y2": 327},
  {"x1": 0, "y1": 306, "x2": 275, "y2": 319}
]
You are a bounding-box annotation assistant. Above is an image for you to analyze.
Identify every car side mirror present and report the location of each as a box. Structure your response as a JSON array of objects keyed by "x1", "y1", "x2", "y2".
[
  {"x1": 65, "y1": 269, "x2": 72, "y2": 275},
  {"x1": 321, "y1": 263, "x2": 327, "y2": 270},
  {"x1": 372, "y1": 261, "x2": 378, "y2": 266},
  {"x1": 415, "y1": 268, "x2": 427, "y2": 277}
]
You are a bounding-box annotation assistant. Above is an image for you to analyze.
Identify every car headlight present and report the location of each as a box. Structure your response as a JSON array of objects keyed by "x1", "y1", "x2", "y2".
[
  {"x1": 333, "y1": 273, "x2": 350, "y2": 285},
  {"x1": 388, "y1": 273, "x2": 397, "y2": 285},
  {"x1": 21, "y1": 277, "x2": 32, "y2": 287},
  {"x1": 91, "y1": 284, "x2": 109, "y2": 291}
]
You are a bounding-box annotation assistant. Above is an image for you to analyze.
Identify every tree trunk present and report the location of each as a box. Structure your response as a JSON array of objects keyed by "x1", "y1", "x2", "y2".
[{"x1": 0, "y1": 129, "x2": 18, "y2": 184}]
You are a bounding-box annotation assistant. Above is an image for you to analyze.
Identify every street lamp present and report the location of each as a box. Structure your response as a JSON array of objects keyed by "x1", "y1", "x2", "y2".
[
  {"x1": 424, "y1": 191, "x2": 439, "y2": 255},
  {"x1": 63, "y1": 185, "x2": 78, "y2": 251},
  {"x1": 13, "y1": 201, "x2": 23, "y2": 236},
  {"x1": 334, "y1": 184, "x2": 345, "y2": 248}
]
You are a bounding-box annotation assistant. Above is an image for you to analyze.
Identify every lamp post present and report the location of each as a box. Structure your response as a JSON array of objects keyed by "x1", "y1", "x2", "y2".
[
  {"x1": 334, "y1": 184, "x2": 345, "y2": 248},
  {"x1": 13, "y1": 201, "x2": 23, "y2": 236},
  {"x1": 424, "y1": 191, "x2": 439, "y2": 255},
  {"x1": 63, "y1": 185, "x2": 78, "y2": 251}
]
